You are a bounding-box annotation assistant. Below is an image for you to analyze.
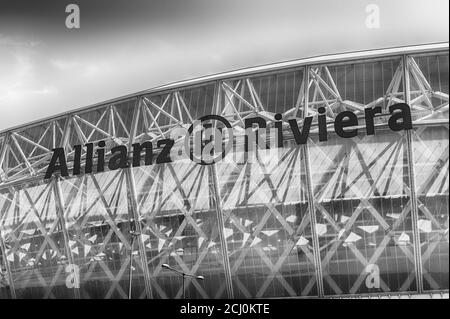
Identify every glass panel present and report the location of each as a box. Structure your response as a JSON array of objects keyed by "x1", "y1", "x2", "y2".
[
  {"x1": 412, "y1": 124, "x2": 449, "y2": 291},
  {"x1": 68, "y1": 99, "x2": 136, "y2": 148},
  {"x1": 308, "y1": 57, "x2": 403, "y2": 124},
  {"x1": 135, "y1": 84, "x2": 216, "y2": 145},
  {"x1": 0, "y1": 181, "x2": 72, "y2": 298},
  {"x1": 309, "y1": 127, "x2": 417, "y2": 295},
  {"x1": 408, "y1": 53, "x2": 449, "y2": 122},
  {"x1": 216, "y1": 139, "x2": 318, "y2": 298},
  {"x1": 220, "y1": 69, "x2": 304, "y2": 119},
  {"x1": 60, "y1": 170, "x2": 142, "y2": 299},
  {"x1": 1, "y1": 120, "x2": 65, "y2": 183},
  {"x1": 132, "y1": 161, "x2": 227, "y2": 298}
]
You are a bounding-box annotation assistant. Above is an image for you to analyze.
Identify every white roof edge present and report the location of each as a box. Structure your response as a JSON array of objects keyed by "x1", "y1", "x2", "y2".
[
  {"x1": 151, "y1": 42, "x2": 449, "y2": 92},
  {"x1": 1, "y1": 42, "x2": 448, "y2": 135}
]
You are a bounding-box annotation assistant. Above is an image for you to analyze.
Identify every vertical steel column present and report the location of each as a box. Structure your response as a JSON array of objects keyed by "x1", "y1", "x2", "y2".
[
  {"x1": 125, "y1": 169, "x2": 154, "y2": 299},
  {"x1": 54, "y1": 177, "x2": 80, "y2": 299},
  {"x1": 302, "y1": 66, "x2": 325, "y2": 297},
  {"x1": 210, "y1": 81, "x2": 234, "y2": 298},
  {"x1": 401, "y1": 55, "x2": 424, "y2": 293},
  {"x1": 126, "y1": 97, "x2": 154, "y2": 298}
]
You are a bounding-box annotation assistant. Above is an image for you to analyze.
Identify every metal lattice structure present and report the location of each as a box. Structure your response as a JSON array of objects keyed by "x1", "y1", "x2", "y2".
[{"x1": 0, "y1": 43, "x2": 448, "y2": 298}]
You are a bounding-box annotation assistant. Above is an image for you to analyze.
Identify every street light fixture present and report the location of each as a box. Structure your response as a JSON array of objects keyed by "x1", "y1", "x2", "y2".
[{"x1": 161, "y1": 263, "x2": 204, "y2": 299}]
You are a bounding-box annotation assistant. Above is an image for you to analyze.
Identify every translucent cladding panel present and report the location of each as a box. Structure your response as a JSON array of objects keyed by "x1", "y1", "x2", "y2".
[
  {"x1": 412, "y1": 124, "x2": 449, "y2": 290},
  {"x1": 108, "y1": 99, "x2": 137, "y2": 139},
  {"x1": 134, "y1": 84, "x2": 216, "y2": 144},
  {"x1": 59, "y1": 170, "x2": 145, "y2": 299},
  {"x1": 178, "y1": 84, "x2": 217, "y2": 118},
  {"x1": 249, "y1": 70, "x2": 304, "y2": 115},
  {"x1": 69, "y1": 99, "x2": 136, "y2": 147},
  {"x1": 215, "y1": 141, "x2": 317, "y2": 298},
  {"x1": 1, "y1": 119, "x2": 66, "y2": 183},
  {"x1": 0, "y1": 181, "x2": 72, "y2": 298},
  {"x1": 307, "y1": 57, "x2": 404, "y2": 122},
  {"x1": 407, "y1": 53, "x2": 449, "y2": 122},
  {"x1": 219, "y1": 69, "x2": 304, "y2": 121},
  {"x1": 309, "y1": 128, "x2": 417, "y2": 295},
  {"x1": 132, "y1": 161, "x2": 226, "y2": 299}
]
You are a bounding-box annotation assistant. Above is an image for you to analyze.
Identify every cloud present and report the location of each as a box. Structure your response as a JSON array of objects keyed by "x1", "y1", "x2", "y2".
[
  {"x1": 0, "y1": 36, "x2": 57, "y2": 110},
  {"x1": 0, "y1": 85, "x2": 57, "y2": 105},
  {"x1": 49, "y1": 59, "x2": 80, "y2": 70},
  {"x1": 0, "y1": 34, "x2": 41, "y2": 49},
  {"x1": 50, "y1": 58, "x2": 111, "y2": 77}
]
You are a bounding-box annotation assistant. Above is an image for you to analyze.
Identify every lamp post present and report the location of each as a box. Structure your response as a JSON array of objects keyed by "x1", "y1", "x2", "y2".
[
  {"x1": 161, "y1": 263, "x2": 204, "y2": 299},
  {"x1": 128, "y1": 230, "x2": 141, "y2": 299}
]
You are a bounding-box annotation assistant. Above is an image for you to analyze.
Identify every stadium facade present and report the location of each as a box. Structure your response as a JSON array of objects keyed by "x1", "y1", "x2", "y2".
[{"x1": 0, "y1": 43, "x2": 448, "y2": 299}]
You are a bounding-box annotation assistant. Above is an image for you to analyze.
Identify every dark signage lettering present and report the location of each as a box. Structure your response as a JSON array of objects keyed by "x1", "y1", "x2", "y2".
[{"x1": 44, "y1": 103, "x2": 413, "y2": 180}]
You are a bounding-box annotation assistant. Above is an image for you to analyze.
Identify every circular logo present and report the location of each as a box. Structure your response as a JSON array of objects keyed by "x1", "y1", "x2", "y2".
[{"x1": 184, "y1": 115, "x2": 234, "y2": 165}]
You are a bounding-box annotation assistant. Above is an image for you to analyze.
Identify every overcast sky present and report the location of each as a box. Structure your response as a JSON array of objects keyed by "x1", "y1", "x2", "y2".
[{"x1": 0, "y1": 0, "x2": 448, "y2": 131}]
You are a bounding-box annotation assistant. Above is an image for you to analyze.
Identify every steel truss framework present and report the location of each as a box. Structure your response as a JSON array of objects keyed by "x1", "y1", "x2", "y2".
[{"x1": 0, "y1": 44, "x2": 448, "y2": 298}]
